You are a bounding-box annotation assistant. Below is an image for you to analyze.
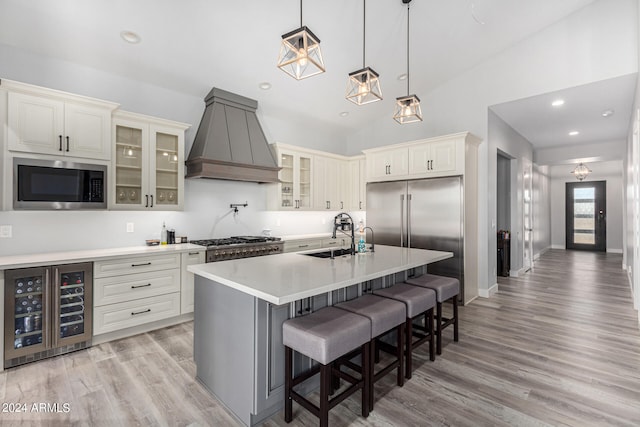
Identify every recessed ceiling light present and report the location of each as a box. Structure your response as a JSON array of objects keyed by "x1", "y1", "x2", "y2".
[
  {"x1": 259, "y1": 82, "x2": 272, "y2": 90},
  {"x1": 120, "y1": 30, "x2": 141, "y2": 44},
  {"x1": 569, "y1": 131, "x2": 579, "y2": 136},
  {"x1": 551, "y1": 99, "x2": 565, "y2": 107},
  {"x1": 339, "y1": 111, "x2": 349, "y2": 117},
  {"x1": 602, "y1": 109, "x2": 615, "y2": 117},
  {"x1": 397, "y1": 73, "x2": 408, "y2": 81}
]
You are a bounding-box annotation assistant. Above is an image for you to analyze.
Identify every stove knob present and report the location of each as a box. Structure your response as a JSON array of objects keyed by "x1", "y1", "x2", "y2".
[
  {"x1": 214, "y1": 251, "x2": 219, "y2": 256},
  {"x1": 248, "y1": 248, "x2": 254, "y2": 254},
  {"x1": 220, "y1": 251, "x2": 226, "y2": 256}
]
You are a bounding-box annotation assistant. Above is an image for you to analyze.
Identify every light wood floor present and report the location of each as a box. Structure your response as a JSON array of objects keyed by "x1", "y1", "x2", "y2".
[{"x1": 1, "y1": 249, "x2": 638, "y2": 426}]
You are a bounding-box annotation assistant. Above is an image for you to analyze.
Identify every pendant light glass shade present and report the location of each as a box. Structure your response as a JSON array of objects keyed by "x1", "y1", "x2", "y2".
[
  {"x1": 571, "y1": 163, "x2": 592, "y2": 181},
  {"x1": 393, "y1": 94, "x2": 423, "y2": 124},
  {"x1": 346, "y1": 67, "x2": 382, "y2": 105},
  {"x1": 277, "y1": 25, "x2": 325, "y2": 80},
  {"x1": 394, "y1": 0, "x2": 422, "y2": 124}
]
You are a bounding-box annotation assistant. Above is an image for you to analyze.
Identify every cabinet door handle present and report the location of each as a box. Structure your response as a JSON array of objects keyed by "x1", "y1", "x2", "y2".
[
  {"x1": 58, "y1": 135, "x2": 63, "y2": 151},
  {"x1": 145, "y1": 195, "x2": 149, "y2": 207},
  {"x1": 131, "y1": 262, "x2": 152, "y2": 267},
  {"x1": 359, "y1": 201, "x2": 362, "y2": 210},
  {"x1": 150, "y1": 195, "x2": 154, "y2": 208},
  {"x1": 65, "y1": 136, "x2": 70, "y2": 152},
  {"x1": 326, "y1": 201, "x2": 330, "y2": 209},
  {"x1": 340, "y1": 201, "x2": 343, "y2": 209},
  {"x1": 131, "y1": 308, "x2": 151, "y2": 316},
  {"x1": 131, "y1": 283, "x2": 152, "y2": 289}
]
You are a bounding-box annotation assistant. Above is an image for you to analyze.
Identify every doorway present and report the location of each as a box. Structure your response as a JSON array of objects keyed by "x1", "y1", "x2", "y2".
[{"x1": 565, "y1": 181, "x2": 606, "y2": 251}]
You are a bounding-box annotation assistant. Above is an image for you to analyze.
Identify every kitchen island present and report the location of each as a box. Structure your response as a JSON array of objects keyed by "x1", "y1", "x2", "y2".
[{"x1": 188, "y1": 245, "x2": 452, "y2": 426}]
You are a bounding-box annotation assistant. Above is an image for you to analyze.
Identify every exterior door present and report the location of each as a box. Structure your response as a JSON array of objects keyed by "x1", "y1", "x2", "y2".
[{"x1": 566, "y1": 181, "x2": 606, "y2": 251}]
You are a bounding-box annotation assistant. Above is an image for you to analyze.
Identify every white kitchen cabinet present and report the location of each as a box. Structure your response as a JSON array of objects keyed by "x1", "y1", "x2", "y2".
[
  {"x1": 269, "y1": 144, "x2": 313, "y2": 210},
  {"x1": 348, "y1": 157, "x2": 366, "y2": 211},
  {"x1": 111, "y1": 111, "x2": 190, "y2": 211},
  {"x1": 408, "y1": 138, "x2": 457, "y2": 175},
  {"x1": 180, "y1": 249, "x2": 206, "y2": 314},
  {"x1": 365, "y1": 133, "x2": 467, "y2": 182},
  {"x1": 282, "y1": 238, "x2": 323, "y2": 253},
  {"x1": 367, "y1": 147, "x2": 408, "y2": 181},
  {"x1": 93, "y1": 253, "x2": 182, "y2": 335},
  {"x1": 6, "y1": 83, "x2": 117, "y2": 161},
  {"x1": 313, "y1": 155, "x2": 347, "y2": 211}
]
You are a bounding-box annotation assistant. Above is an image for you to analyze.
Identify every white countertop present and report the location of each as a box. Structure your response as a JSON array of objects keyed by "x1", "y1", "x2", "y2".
[
  {"x1": 188, "y1": 245, "x2": 452, "y2": 305},
  {"x1": 0, "y1": 243, "x2": 206, "y2": 270}
]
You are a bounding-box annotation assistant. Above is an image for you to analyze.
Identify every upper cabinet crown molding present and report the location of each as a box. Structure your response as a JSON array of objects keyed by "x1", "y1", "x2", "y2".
[{"x1": 3, "y1": 78, "x2": 119, "y2": 161}]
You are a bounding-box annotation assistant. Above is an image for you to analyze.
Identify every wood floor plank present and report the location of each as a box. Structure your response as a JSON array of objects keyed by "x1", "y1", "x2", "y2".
[{"x1": 0, "y1": 249, "x2": 638, "y2": 426}]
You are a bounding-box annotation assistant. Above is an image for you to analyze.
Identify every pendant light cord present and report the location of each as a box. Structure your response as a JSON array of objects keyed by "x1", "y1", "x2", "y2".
[
  {"x1": 406, "y1": 1, "x2": 410, "y2": 95},
  {"x1": 300, "y1": 0, "x2": 303, "y2": 27},
  {"x1": 363, "y1": 0, "x2": 366, "y2": 68}
]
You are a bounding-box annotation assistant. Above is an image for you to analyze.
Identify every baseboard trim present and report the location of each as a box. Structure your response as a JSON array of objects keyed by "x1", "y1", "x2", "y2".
[
  {"x1": 534, "y1": 246, "x2": 552, "y2": 261},
  {"x1": 510, "y1": 266, "x2": 529, "y2": 277},
  {"x1": 607, "y1": 248, "x2": 623, "y2": 254},
  {"x1": 479, "y1": 283, "x2": 499, "y2": 298},
  {"x1": 551, "y1": 244, "x2": 565, "y2": 250}
]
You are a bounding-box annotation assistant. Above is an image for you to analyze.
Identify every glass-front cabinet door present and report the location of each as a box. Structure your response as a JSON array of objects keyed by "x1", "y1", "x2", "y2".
[
  {"x1": 151, "y1": 127, "x2": 183, "y2": 209},
  {"x1": 114, "y1": 121, "x2": 149, "y2": 208},
  {"x1": 278, "y1": 149, "x2": 312, "y2": 210},
  {"x1": 4, "y1": 267, "x2": 49, "y2": 360}
]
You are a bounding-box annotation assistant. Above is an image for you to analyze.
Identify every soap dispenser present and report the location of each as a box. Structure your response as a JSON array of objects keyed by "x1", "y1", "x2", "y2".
[
  {"x1": 161, "y1": 222, "x2": 168, "y2": 245},
  {"x1": 357, "y1": 220, "x2": 366, "y2": 253}
]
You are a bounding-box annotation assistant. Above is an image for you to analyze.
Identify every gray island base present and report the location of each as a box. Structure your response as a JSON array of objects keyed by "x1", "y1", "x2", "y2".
[{"x1": 189, "y1": 245, "x2": 453, "y2": 426}]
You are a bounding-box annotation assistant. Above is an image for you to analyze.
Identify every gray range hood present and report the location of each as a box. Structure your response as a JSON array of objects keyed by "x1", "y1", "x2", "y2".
[{"x1": 186, "y1": 88, "x2": 280, "y2": 183}]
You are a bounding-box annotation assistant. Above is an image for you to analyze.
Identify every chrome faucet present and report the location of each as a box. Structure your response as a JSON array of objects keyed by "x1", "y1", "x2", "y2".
[
  {"x1": 363, "y1": 226, "x2": 375, "y2": 252},
  {"x1": 332, "y1": 212, "x2": 356, "y2": 255}
]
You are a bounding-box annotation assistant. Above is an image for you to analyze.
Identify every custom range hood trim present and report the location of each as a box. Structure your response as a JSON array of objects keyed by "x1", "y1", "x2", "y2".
[{"x1": 186, "y1": 88, "x2": 281, "y2": 183}]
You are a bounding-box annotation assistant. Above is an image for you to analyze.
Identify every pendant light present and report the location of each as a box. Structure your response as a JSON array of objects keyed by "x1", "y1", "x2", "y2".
[
  {"x1": 345, "y1": 0, "x2": 382, "y2": 105},
  {"x1": 277, "y1": 0, "x2": 326, "y2": 80},
  {"x1": 393, "y1": 0, "x2": 422, "y2": 124},
  {"x1": 571, "y1": 163, "x2": 592, "y2": 181}
]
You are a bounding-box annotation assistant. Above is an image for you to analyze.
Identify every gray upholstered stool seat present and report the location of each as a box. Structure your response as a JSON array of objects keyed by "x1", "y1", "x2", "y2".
[
  {"x1": 373, "y1": 283, "x2": 437, "y2": 378},
  {"x1": 335, "y1": 294, "x2": 406, "y2": 410},
  {"x1": 283, "y1": 306, "x2": 371, "y2": 427},
  {"x1": 405, "y1": 273, "x2": 460, "y2": 355}
]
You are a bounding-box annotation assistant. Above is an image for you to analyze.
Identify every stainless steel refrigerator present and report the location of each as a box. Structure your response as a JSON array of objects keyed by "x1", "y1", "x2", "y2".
[{"x1": 366, "y1": 176, "x2": 465, "y2": 303}]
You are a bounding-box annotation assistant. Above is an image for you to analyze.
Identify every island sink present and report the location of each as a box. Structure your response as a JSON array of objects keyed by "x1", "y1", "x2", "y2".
[{"x1": 302, "y1": 248, "x2": 353, "y2": 258}]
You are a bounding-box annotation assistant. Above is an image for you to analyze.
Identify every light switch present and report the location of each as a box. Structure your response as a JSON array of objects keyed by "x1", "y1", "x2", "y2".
[
  {"x1": 0, "y1": 225, "x2": 12, "y2": 238},
  {"x1": 126, "y1": 222, "x2": 135, "y2": 233}
]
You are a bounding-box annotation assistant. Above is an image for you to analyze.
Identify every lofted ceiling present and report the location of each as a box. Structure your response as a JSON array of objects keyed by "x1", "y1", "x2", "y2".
[{"x1": 0, "y1": 0, "x2": 610, "y2": 143}]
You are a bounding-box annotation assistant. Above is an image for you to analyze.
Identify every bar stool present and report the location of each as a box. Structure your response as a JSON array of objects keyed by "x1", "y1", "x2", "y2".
[
  {"x1": 373, "y1": 283, "x2": 437, "y2": 379},
  {"x1": 405, "y1": 274, "x2": 460, "y2": 355},
  {"x1": 335, "y1": 294, "x2": 406, "y2": 410},
  {"x1": 283, "y1": 306, "x2": 371, "y2": 427}
]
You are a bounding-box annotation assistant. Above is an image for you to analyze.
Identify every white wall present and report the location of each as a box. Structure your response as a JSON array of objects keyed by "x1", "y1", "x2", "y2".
[
  {"x1": 549, "y1": 161, "x2": 624, "y2": 252},
  {"x1": 347, "y1": 0, "x2": 637, "y2": 294}
]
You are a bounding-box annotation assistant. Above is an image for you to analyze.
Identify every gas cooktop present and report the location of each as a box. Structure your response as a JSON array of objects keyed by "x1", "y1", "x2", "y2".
[{"x1": 190, "y1": 236, "x2": 281, "y2": 247}]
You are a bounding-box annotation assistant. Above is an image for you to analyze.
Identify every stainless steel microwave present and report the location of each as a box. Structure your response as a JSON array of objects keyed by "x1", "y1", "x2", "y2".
[{"x1": 13, "y1": 158, "x2": 107, "y2": 210}]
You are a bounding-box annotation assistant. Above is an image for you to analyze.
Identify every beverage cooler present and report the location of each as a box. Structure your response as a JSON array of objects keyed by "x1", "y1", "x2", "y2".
[{"x1": 4, "y1": 262, "x2": 93, "y2": 368}]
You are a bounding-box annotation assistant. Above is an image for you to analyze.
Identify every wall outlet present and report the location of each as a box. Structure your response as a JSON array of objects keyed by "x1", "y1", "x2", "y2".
[
  {"x1": 0, "y1": 225, "x2": 12, "y2": 238},
  {"x1": 126, "y1": 222, "x2": 135, "y2": 233}
]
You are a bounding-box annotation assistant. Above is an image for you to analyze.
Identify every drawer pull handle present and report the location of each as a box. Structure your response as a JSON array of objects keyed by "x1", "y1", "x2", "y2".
[
  {"x1": 131, "y1": 262, "x2": 152, "y2": 267},
  {"x1": 131, "y1": 283, "x2": 152, "y2": 289},
  {"x1": 188, "y1": 252, "x2": 200, "y2": 255},
  {"x1": 298, "y1": 244, "x2": 309, "y2": 248},
  {"x1": 131, "y1": 308, "x2": 151, "y2": 316}
]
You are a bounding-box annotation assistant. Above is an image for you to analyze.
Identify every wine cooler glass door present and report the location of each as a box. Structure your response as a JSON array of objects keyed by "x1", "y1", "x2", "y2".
[
  {"x1": 4, "y1": 267, "x2": 50, "y2": 360},
  {"x1": 53, "y1": 263, "x2": 93, "y2": 347}
]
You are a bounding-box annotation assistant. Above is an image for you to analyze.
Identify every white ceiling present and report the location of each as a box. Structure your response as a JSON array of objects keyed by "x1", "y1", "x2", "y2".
[
  {"x1": 490, "y1": 73, "x2": 637, "y2": 149},
  {"x1": 0, "y1": 0, "x2": 619, "y2": 144}
]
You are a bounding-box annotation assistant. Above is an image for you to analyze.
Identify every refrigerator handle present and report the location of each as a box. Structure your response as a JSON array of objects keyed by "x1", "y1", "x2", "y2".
[
  {"x1": 45, "y1": 268, "x2": 52, "y2": 349},
  {"x1": 407, "y1": 193, "x2": 412, "y2": 248},
  {"x1": 400, "y1": 194, "x2": 405, "y2": 247}
]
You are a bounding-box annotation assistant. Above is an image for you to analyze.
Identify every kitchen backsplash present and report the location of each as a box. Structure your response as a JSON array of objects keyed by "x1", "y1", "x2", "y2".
[{"x1": 0, "y1": 179, "x2": 365, "y2": 257}]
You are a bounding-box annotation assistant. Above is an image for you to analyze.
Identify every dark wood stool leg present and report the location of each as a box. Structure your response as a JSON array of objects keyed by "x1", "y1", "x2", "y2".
[
  {"x1": 320, "y1": 363, "x2": 330, "y2": 427},
  {"x1": 285, "y1": 346, "x2": 293, "y2": 423},
  {"x1": 369, "y1": 341, "x2": 375, "y2": 411},
  {"x1": 374, "y1": 339, "x2": 380, "y2": 363},
  {"x1": 330, "y1": 361, "x2": 340, "y2": 395},
  {"x1": 362, "y1": 342, "x2": 370, "y2": 417},
  {"x1": 436, "y1": 301, "x2": 443, "y2": 355},
  {"x1": 405, "y1": 318, "x2": 413, "y2": 379},
  {"x1": 428, "y1": 307, "x2": 435, "y2": 361},
  {"x1": 453, "y1": 296, "x2": 459, "y2": 342},
  {"x1": 397, "y1": 323, "x2": 405, "y2": 387}
]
